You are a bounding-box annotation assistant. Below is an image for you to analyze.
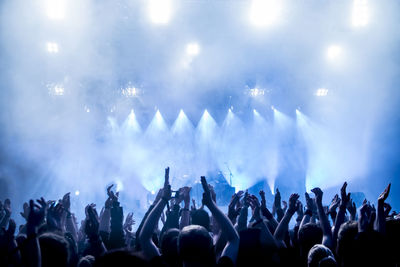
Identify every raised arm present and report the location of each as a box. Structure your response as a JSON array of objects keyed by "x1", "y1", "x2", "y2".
[
  {"x1": 311, "y1": 187, "x2": 333, "y2": 249},
  {"x1": 274, "y1": 193, "x2": 299, "y2": 248},
  {"x1": 374, "y1": 183, "x2": 390, "y2": 234},
  {"x1": 259, "y1": 190, "x2": 279, "y2": 232},
  {"x1": 179, "y1": 186, "x2": 192, "y2": 229},
  {"x1": 201, "y1": 176, "x2": 239, "y2": 263},
  {"x1": 237, "y1": 191, "x2": 250, "y2": 232},
  {"x1": 139, "y1": 167, "x2": 171, "y2": 260},
  {"x1": 249, "y1": 195, "x2": 277, "y2": 248},
  {"x1": 26, "y1": 198, "x2": 46, "y2": 267},
  {"x1": 332, "y1": 182, "x2": 351, "y2": 247}
]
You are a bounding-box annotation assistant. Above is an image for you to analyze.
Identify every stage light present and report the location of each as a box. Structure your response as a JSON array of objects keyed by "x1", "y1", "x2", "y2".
[
  {"x1": 315, "y1": 88, "x2": 329, "y2": 96},
  {"x1": 47, "y1": 83, "x2": 64, "y2": 96},
  {"x1": 84, "y1": 106, "x2": 90, "y2": 113},
  {"x1": 271, "y1": 105, "x2": 275, "y2": 111},
  {"x1": 250, "y1": 0, "x2": 282, "y2": 27},
  {"x1": 186, "y1": 43, "x2": 200, "y2": 56},
  {"x1": 47, "y1": 42, "x2": 59, "y2": 53},
  {"x1": 327, "y1": 45, "x2": 342, "y2": 61},
  {"x1": 352, "y1": 0, "x2": 369, "y2": 27},
  {"x1": 248, "y1": 88, "x2": 265, "y2": 97},
  {"x1": 122, "y1": 86, "x2": 139, "y2": 97},
  {"x1": 75, "y1": 190, "x2": 80, "y2": 196},
  {"x1": 151, "y1": 190, "x2": 155, "y2": 195},
  {"x1": 46, "y1": 0, "x2": 65, "y2": 20},
  {"x1": 149, "y1": 0, "x2": 172, "y2": 24}
]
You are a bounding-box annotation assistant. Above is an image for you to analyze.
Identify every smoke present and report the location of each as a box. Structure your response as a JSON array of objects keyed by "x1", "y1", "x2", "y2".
[{"x1": 1, "y1": 0, "x2": 400, "y2": 222}]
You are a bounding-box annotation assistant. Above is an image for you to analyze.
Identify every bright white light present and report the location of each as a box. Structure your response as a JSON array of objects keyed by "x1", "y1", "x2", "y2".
[
  {"x1": 326, "y1": 45, "x2": 342, "y2": 61},
  {"x1": 84, "y1": 106, "x2": 90, "y2": 113},
  {"x1": 46, "y1": 0, "x2": 65, "y2": 20},
  {"x1": 47, "y1": 42, "x2": 59, "y2": 53},
  {"x1": 250, "y1": 0, "x2": 282, "y2": 27},
  {"x1": 156, "y1": 110, "x2": 163, "y2": 121},
  {"x1": 352, "y1": 0, "x2": 369, "y2": 27},
  {"x1": 186, "y1": 43, "x2": 200, "y2": 56},
  {"x1": 151, "y1": 190, "x2": 155, "y2": 195},
  {"x1": 122, "y1": 86, "x2": 139, "y2": 97},
  {"x1": 315, "y1": 88, "x2": 329, "y2": 96},
  {"x1": 248, "y1": 88, "x2": 265, "y2": 97},
  {"x1": 116, "y1": 179, "x2": 124, "y2": 192},
  {"x1": 149, "y1": 0, "x2": 172, "y2": 24},
  {"x1": 47, "y1": 84, "x2": 64, "y2": 96},
  {"x1": 271, "y1": 105, "x2": 275, "y2": 111},
  {"x1": 75, "y1": 190, "x2": 80, "y2": 196}
]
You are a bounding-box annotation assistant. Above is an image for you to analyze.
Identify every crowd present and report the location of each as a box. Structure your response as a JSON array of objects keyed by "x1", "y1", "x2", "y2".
[{"x1": 0, "y1": 167, "x2": 398, "y2": 267}]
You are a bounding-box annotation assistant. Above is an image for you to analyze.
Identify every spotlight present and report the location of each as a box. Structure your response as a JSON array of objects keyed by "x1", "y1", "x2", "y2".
[
  {"x1": 352, "y1": 0, "x2": 369, "y2": 27},
  {"x1": 271, "y1": 105, "x2": 275, "y2": 111},
  {"x1": 47, "y1": 83, "x2": 64, "y2": 96},
  {"x1": 75, "y1": 190, "x2": 80, "y2": 196},
  {"x1": 315, "y1": 88, "x2": 329, "y2": 96},
  {"x1": 326, "y1": 45, "x2": 342, "y2": 61},
  {"x1": 46, "y1": 0, "x2": 65, "y2": 20},
  {"x1": 186, "y1": 43, "x2": 200, "y2": 56},
  {"x1": 248, "y1": 87, "x2": 265, "y2": 97},
  {"x1": 149, "y1": 0, "x2": 172, "y2": 24},
  {"x1": 122, "y1": 86, "x2": 139, "y2": 97},
  {"x1": 84, "y1": 105, "x2": 90, "y2": 113},
  {"x1": 250, "y1": 0, "x2": 282, "y2": 27},
  {"x1": 47, "y1": 42, "x2": 59, "y2": 53}
]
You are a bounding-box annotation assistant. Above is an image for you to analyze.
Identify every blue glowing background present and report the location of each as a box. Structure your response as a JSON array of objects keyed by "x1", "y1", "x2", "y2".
[{"x1": 0, "y1": 0, "x2": 399, "y2": 222}]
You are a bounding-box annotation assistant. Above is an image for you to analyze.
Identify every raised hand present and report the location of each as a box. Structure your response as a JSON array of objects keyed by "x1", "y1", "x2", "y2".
[
  {"x1": 383, "y1": 203, "x2": 392, "y2": 218},
  {"x1": 296, "y1": 200, "x2": 304, "y2": 218},
  {"x1": 305, "y1": 192, "x2": 315, "y2": 212},
  {"x1": 249, "y1": 195, "x2": 261, "y2": 221},
  {"x1": 85, "y1": 205, "x2": 100, "y2": 239},
  {"x1": 20, "y1": 202, "x2": 30, "y2": 221},
  {"x1": 346, "y1": 200, "x2": 357, "y2": 220},
  {"x1": 162, "y1": 167, "x2": 172, "y2": 201},
  {"x1": 378, "y1": 183, "x2": 391, "y2": 204},
  {"x1": 358, "y1": 201, "x2": 369, "y2": 232},
  {"x1": 274, "y1": 188, "x2": 281, "y2": 209},
  {"x1": 328, "y1": 194, "x2": 340, "y2": 214},
  {"x1": 340, "y1": 182, "x2": 351, "y2": 207},
  {"x1": 228, "y1": 191, "x2": 243, "y2": 220},
  {"x1": 47, "y1": 202, "x2": 64, "y2": 230},
  {"x1": 201, "y1": 176, "x2": 214, "y2": 207},
  {"x1": 62, "y1": 193, "x2": 71, "y2": 212},
  {"x1": 311, "y1": 187, "x2": 323, "y2": 204},
  {"x1": 259, "y1": 190, "x2": 266, "y2": 208},
  {"x1": 27, "y1": 198, "x2": 46, "y2": 233},
  {"x1": 287, "y1": 193, "x2": 300, "y2": 214}
]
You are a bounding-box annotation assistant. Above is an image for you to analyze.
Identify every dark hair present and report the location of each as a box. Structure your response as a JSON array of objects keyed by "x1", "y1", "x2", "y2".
[
  {"x1": 160, "y1": 228, "x2": 181, "y2": 266},
  {"x1": 308, "y1": 244, "x2": 337, "y2": 267},
  {"x1": 298, "y1": 223, "x2": 323, "y2": 257},
  {"x1": 336, "y1": 220, "x2": 358, "y2": 266},
  {"x1": 94, "y1": 249, "x2": 148, "y2": 267},
  {"x1": 190, "y1": 209, "x2": 210, "y2": 231},
  {"x1": 178, "y1": 225, "x2": 214, "y2": 265},
  {"x1": 39, "y1": 232, "x2": 70, "y2": 267}
]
